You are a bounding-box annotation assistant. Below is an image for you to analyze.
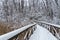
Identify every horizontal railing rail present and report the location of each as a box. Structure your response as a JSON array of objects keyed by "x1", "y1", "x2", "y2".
[
  {"x1": 34, "y1": 20, "x2": 60, "y2": 28},
  {"x1": 39, "y1": 21, "x2": 60, "y2": 28},
  {"x1": 0, "y1": 23, "x2": 36, "y2": 40}
]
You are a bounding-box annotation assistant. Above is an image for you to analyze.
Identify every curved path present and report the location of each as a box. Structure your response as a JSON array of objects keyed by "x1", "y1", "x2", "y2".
[{"x1": 29, "y1": 24, "x2": 58, "y2": 40}]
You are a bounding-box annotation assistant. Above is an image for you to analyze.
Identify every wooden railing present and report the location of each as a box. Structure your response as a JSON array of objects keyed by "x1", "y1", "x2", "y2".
[
  {"x1": 0, "y1": 23, "x2": 36, "y2": 40},
  {"x1": 35, "y1": 20, "x2": 60, "y2": 40}
]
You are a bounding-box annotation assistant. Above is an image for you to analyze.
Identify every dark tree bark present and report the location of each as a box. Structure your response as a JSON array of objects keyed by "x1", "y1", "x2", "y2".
[
  {"x1": 21, "y1": 0, "x2": 24, "y2": 13},
  {"x1": 3, "y1": 0, "x2": 9, "y2": 22},
  {"x1": 45, "y1": 0, "x2": 53, "y2": 20},
  {"x1": 55, "y1": 0, "x2": 58, "y2": 6}
]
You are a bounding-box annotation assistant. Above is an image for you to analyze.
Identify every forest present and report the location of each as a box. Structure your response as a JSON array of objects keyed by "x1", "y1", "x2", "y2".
[
  {"x1": 0, "y1": 0, "x2": 60, "y2": 25},
  {"x1": 0, "y1": 0, "x2": 60, "y2": 40}
]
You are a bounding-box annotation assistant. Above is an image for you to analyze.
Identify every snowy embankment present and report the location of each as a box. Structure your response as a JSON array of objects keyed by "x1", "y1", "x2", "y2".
[{"x1": 29, "y1": 24, "x2": 58, "y2": 40}]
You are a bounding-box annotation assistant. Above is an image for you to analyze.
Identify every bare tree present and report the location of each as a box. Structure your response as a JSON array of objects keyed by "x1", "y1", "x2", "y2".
[
  {"x1": 55, "y1": 0, "x2": 58, "y2": 6},
  {"x1": 45, "y1": 0, "x2": 53, "y2": 20},
  {"x1": 21, "y1": 0, "x2": 24, "y2": 13},
  {"x1": 3, "y1": 0, "x2": 9, "y2": 22}
]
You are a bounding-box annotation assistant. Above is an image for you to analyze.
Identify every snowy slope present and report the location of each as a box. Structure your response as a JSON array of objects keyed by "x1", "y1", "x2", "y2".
[{"x1": 29, "y1": 24, "x2": 58, "y2": 40}]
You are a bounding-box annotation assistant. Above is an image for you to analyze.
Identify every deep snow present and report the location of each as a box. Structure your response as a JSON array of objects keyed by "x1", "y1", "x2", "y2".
[{"x1": 29, "y1": 24, "x2": 58, "y2": 40}]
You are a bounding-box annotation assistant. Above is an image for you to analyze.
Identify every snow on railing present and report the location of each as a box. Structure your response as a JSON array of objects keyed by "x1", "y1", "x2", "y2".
[
  {"x1": 0, "y1": 23, "x2": 36, "y2": 40},
  {"x1": 34, "y1": 20, "x2": 60, "y2": 28},
  {"x1": 39, "y1": 21, "x2": 60, "y2": 28}
]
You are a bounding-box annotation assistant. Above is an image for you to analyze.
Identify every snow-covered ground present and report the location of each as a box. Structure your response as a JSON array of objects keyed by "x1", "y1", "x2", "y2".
[{"x1": 29, "y1": 24, "x2": 58, "y2": 40}]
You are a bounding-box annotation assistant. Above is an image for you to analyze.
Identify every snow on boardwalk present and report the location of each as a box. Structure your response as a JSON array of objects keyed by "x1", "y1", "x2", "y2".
[{"x1": 29, "y1": 24, "x2": 58, "y2": 40}]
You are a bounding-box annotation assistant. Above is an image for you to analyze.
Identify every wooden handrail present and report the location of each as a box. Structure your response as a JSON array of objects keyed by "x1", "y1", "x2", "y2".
[
  {"x1": 34, "y1": 20, "x2": 60, "y2": 28},
  {"x1": 0, "y1": 23, "x2": 36, "y2": 40},
  {"x1": 39, "y1": 21, "x2": 60, "y2": 28}
]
